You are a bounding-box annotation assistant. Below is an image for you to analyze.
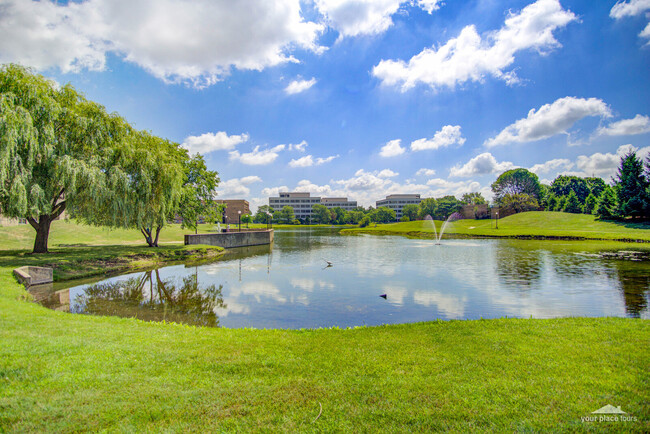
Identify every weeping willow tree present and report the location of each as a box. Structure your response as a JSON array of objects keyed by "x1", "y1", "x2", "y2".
[
  {"x1": 0, "y1": 64, "x2": 132, "y2": 253},
  {"x1": 0, "y1": 64, "x2": 194, "y2": 251}
]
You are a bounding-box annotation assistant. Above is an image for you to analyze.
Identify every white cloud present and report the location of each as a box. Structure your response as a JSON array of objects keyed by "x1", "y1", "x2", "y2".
[
  {"x1": 315, "y1": 0, "x2": 402, "y2": 38},
  {"x1": 217, "y1": 176, "x2": 262, "y2": 198},
  {"x1": 372, "y1": 0, "x2": 577, "y2": 91},
  {"x1": 575, "y1": 144, "x2": 650, "y2": 179},
  {"x1": 597, "y1": 114, "x2": 650, "y2": 136},
  {"x1": 285, "y1": 78, "x2": 317, "y2": 94},
  {"x1": 0, "y1": 0, "x2": 324, "y2": 87},
  {"x1": 377, "y1": 169, "x2": 399, "y2": 178},
  {"x1": 288, "y1": 141, "x2": 308, "y2": 152},
  {"x1": 485, "y1": 97, "x2": 612, "y2": 147},
  {"x1": 181, "y1": 131, "x2": 249, "y2": 154},
  {"x1": 449, "y1": 152, "x2": 516, "y2": 177},
  {"x1": 416, "y1": 168, "x2": 436, "y2": 176},
  {"x1": 288, "y1": 154, "x2": 339, "y2": 167},
  {"x1": 529, "y1": 158, "x2": 574, "y2": 174},
  {"x1": 410, "y1": 125, "x2": 466, "y2": 151},
  {"x1": 229, "y1": 145, "x2": 285, "y2": 165},
  {"x1": 610, "y1": 0, "x2": 650, "y2": 19},
  {"x1": 416, "y1": 0, "x2": 444, "y2": 14},
  {"x1": 336, "y1": 169, "x2": 393, "y2": 191},
  {"x1": 379, "y1": 139, "x2": 406, "y2": 157},
  {"x1": 610, "y1": 0, "x2": 650, "y2": 43}
]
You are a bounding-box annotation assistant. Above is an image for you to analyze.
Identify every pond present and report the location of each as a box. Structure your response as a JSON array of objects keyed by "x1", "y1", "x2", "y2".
[{"x1": 32, "y1": 228, "x2": 650, "y2": 328}]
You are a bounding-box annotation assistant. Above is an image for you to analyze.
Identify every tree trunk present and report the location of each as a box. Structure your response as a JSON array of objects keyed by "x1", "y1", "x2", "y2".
[
  {"x1": 153, "y1": 226, "x2": 162, "y2": 247},
  {"x1": 31, "y1": 215, "x2": 52, "y2": 254},
  {"x1": 141, "y1": 227, "x2": 154, "y2": 247}
]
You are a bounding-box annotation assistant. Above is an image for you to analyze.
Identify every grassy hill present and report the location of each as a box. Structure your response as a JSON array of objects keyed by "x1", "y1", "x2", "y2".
[{"x1": 343, "y1": 211, "x2": 650, "y2": 242}]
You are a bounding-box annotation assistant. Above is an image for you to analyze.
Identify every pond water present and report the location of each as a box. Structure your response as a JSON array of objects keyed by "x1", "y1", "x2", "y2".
[{"x1": 32, "y1": 229, "x2": 650, "y2": 328}]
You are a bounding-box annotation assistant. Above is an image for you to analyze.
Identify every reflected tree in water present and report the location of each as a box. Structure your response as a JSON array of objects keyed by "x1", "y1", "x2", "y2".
[
  {"x1": 495, "y1": 245, "x2": 543, "y2": 289},
  {"x1": 73, "y1": 270, "x2": 226, "y2": 327},
  {"x1": 614, "y1": 264, "x2": 650, "y2": 318}
]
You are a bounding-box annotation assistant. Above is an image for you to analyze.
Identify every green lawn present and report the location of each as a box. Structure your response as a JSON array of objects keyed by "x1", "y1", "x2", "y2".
[
  {"x1": 343, "y1": 211, "x2": 650, "y2": 242},
  {"x1": 0, "y1": 218, "x2": 648, "y2": 431}
]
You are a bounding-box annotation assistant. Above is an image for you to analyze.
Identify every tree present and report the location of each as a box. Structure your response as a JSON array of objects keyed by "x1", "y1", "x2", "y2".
[
  {"x1": 331, "y1": 207, "x2": 346, "y2": 225},
  {"x1": 562, "y1": 191, "x2": 583, "y2": 213},
  {"x1": 417, "y1": 198, "x2": 438, "y2": 219},
  {"x1": 499, "y1": 194, "x2": 539, "y2": 213},
  {"x1": 583, "y1": 193, "x2": 597, "y2": 214},
  {"x1": 371, "y1": 207, "x2": 396, "y2": 223},
  {"x1": 550, "y1": 175, "x2": 590, "y2": 204},
  {"x1": 278, "y1": 206, "x2": 295, "y2": 224},
  {"x1": 614, "y1": 151, "x2": 649, "y2": 218},
  {"x1": 461, "y1": 192, "x2": 487, "y2": 205},
  {"x1": 311, "y1": 204, "x2": 331, "y2": 224},
  {"x1": 0, "y1": 64, "x2": 134, "y2": 253},
  {"x1": 343, "y1": 210, "x2": 365, "y2": 224},
  {"x1": 177, "y1": 154, "x2": 220, "y2": 233},
  {"x1": 586, "y1": 177, "x2": 607, "y2": 198},
  {"x1": 554, "y1": 195, "x2": 567, "y2": 212},
  {"x1": 399, "y1": 215, "x2": 410, "y2": 222},
  {"x1": 491, "y1": 169, "x2": 541, "y2": 205},
  {"x1": 241, "y1": 213, "x2": 252, "y2": 228},
  {"x1": 596, "y1": 187, "x2": 618, "y2": 219},
  {"x1": 436, "y1": 195, "x2": 463, "y2": 219},
  {"x1": 401, "y1": 204, "x2": 419, "y2": 221},
  {"x1": 253, "y1": 205, "x2": 273, "y2": 223},
  {"x1": 546, "y1": 194, "x2": 558, "y2": 211},
  {"x1": 359, "y1": 216, "x2": 371, "y2": 227}
]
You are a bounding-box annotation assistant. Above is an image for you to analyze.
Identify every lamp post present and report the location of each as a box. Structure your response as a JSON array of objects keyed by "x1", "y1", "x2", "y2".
[
  {"x1": 267, "y1": 212, "x2": 273, "y2": 229},
  {"x1": 495, "y1": 211, "x2": 499, "y2": 229},
  {"x1": 238, "y1": 210, "x2": 241, "y2": 232}
]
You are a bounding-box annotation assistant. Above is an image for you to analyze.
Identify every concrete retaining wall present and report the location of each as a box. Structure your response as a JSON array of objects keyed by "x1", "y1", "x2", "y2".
[
  {"x1": 184, "y1": 229, "x2": 273, "y2": 249},
  {"x1": 13, "y1": 266, "x2": 53, "y2": 286}
]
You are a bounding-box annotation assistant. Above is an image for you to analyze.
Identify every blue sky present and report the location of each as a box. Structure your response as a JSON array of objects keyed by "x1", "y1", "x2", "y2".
[{"x1": 1, "y1": 0, "x2": 649, "y2": 209}]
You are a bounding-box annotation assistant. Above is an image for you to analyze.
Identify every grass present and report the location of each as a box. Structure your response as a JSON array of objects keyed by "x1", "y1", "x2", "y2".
[
  {"x1": 343, "y1": 211, "x2": 650, "y2": 242},
  {"x1": 0, "y1": 218, "x2": 648, "y2": 431}
]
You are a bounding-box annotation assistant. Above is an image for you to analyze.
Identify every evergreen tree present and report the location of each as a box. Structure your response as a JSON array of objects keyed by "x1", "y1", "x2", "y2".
[
  {"x1": 546, "y1": 194, "x2": 558, "y2": 211},
  {"x1": 614, "y1": 151, "x2": 649, "y2": 218},
  {"x1": 583, "y1": 193, "x2": 597, "y2": 214},
  {"x1": 562, "y1": 191, "x2": 582, "y2": 213},
  {"x1": 595, "y1": 187, "x2": 618, "y2": 219},
  {"x1": 554, "y1": 196, "x2": 567, "y2": 212}
]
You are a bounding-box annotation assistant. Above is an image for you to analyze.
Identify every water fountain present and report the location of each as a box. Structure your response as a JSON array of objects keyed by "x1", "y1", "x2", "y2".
[{"x1": 424, "y1": 214, "x2": 456, "y2": 245}]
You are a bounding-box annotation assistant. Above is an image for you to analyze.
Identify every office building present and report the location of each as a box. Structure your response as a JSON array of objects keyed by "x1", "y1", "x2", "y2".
[
  {"x1": 215, "y1": 199, "x2": 250, "y2": 224},
  {"x1": 376, "y1": 194, "x2": 422, "y2": 220},
  {"x1": 268, "y1": 192, "x2": 357, "y2": 221}
]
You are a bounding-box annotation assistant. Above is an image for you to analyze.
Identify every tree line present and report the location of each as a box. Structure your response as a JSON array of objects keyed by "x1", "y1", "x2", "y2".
[
  {"x1": 0, "y1": 65, "x2": 220, "y2": 253},
  {"x1": 251, "y1": 192, "x2": 486, "y2": 226},
  {"x1": 490, "y1": 151, "x2": 650, "y2": 220}
]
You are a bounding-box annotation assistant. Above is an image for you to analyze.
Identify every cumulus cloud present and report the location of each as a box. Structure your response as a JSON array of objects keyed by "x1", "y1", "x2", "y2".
[
  {"x1": 314, "y1": 0, "x2": 444, "y2": 39},
  {"x1": 377, "y1": 169, "x2": 399, "y2": 178},
  {"x1": 229, "y1": 145, "x2": 285, "y2": 165},
  {"x1": 529, "y1": 158, "x2": 574, "y2": 174},
  {"x1": 287, "y1": 141, "x2": 308, "y2": 152},
  {"x1": 449, "y1": 153, "x2": 516, "y2": 177},
  {"x1": 410, "y1": 125, "x2": 466, "y2": 151},
  {"x1": 372, "y1": 0, "x2": 577, "y2": 91},
  {"x1": 597, "y1": 114, "x2": 650, "y2": 136},
  {"x1": 610, "y1": 0, "x2": 650, "y2": 43},
  {"x1": 610, "y1": 0, "x2": 650, "y2": 19},
  {"x1": 485, "y1": 97, "x2": 612, "y2": 147},
  {"x1": 182, "y1": 131, "x2": 249, "y2": 154},
  {"x1": 379, "y1": 139, "x2": 406, "y2": 157},
  {"x1": 575, "y1": 144, "x2": 650, "y2": 179},
  {"x1": 289, "y1": 154, "x2": 338, "y2": 167},
  {"x1": 217, "y1": 176, "x2": 262, "y2": 198},
  {"x1": 285, "y1": 78, "x2": 317, "y2": 94},
  {"x1": 0, "y1": 0, "x2": 324, "y2": 87},
  {"x1": 416, "y1": 168, "x2": 436, "y2": 177}
]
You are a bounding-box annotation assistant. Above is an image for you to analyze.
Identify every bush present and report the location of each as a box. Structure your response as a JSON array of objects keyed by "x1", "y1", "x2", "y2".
[
  {"x1": 399, "y1": 216, "x2": 410, "y2": 222},
  {"x1": 359, "y1": 216, "x2": 371, "y2": 227}
]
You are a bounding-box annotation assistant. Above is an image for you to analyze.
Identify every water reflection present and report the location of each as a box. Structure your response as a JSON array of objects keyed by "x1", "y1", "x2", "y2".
[
  {"x1": 38, "y1": 232, "x2": 650, "y2": 328},
  {"x1": 72, "y1": 270, "x2": 226, "y2": 327}
]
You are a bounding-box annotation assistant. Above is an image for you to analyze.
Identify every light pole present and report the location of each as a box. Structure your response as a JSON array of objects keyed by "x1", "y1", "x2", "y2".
[
  {"x1": 495, "y1": 211, "x2": 499, "y2": 229},
  {"x1": 238, "y1": 210, "x2": 241, "y2": 232},
  {"x1": 267, "y1": 212, "x2": 273, "y2": 229}
]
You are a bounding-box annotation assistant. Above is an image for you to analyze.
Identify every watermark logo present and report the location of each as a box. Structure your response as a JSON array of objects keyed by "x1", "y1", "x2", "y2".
[{"x1": 581, "y1": 404, "x2": 639, "y2": 423}]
